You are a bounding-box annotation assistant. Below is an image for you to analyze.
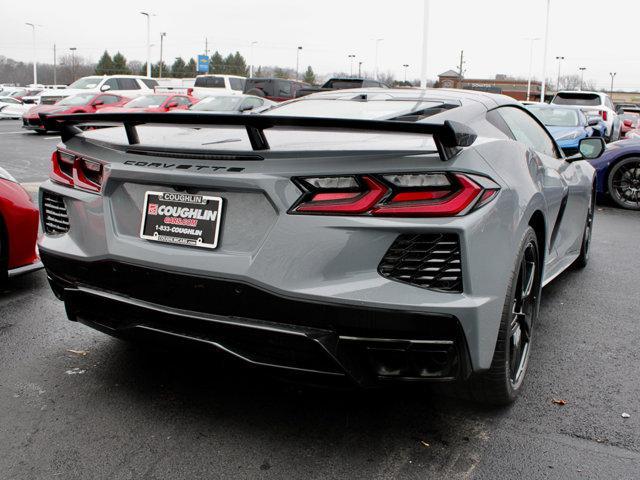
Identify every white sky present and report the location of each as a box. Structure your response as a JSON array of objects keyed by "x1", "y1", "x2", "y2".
[{"x1": 2, "y1": 0, "x2": 639, "y2": 90}]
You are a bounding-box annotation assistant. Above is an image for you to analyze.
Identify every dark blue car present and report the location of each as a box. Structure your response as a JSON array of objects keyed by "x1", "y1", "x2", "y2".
[
  {"x1": 526, "y1": 104, "x2": 601, "y2": 156},
  {"x1": 589, "y1": 140, "x2": 640, "y2": 210}
]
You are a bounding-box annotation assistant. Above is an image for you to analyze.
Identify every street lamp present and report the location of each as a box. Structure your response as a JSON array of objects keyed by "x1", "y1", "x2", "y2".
[
  {"x1": 420, "y1": 0, "x2": 430, "y2": 88},
  {"x1": 403, "y1": 64, "x2": 410, "y2": 84},
  {"x1": 140, "y1": 12, "x2": 154, "y2": 78},
  {"x1": 540, "y1": 0, "x2": 551, "y2": 102},
  {"x1": 579, "y1": 67, "x2": 587, "y2": 91},
  {"x1": 249, "y1": 41, "x2": 258, "y2": 77},
  {"x1": 158, "y1": 32, "x2": 167, "y2": 78},
  {"x1": 525, "y1": 37, "x2": 540, "y2": 101},
  {"x1": 374, "y1": 38, "x2": 384, "y2": 80},
  {"x1": 296, "y1": 46, "x2": 303, "y2": 80},
  {"x1": 358, "y1": 61, "x2": 363, "y2": 78},
  {"x1": 348, "y1": 54, "x2": 356, "y2": 76},
  {"x1": 25, "y1": 23, "x2": 41, "y2": 85},
  {"x1": 69, "y1": 47, "x2": 77, "y2": 82},
  {"x1": 609, "y1": 72, "x2": 617, "y2": 97},
  {"x1": 555, "y1": 56, "x2": 565, "y2": 92}
]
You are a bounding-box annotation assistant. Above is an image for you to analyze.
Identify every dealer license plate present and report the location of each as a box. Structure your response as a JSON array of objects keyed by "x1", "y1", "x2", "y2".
[{"x1": 140, "y1": 191, "x2": 223, "y2": 249}]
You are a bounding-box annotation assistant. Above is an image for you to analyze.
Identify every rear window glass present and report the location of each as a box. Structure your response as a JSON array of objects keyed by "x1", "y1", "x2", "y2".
[
  {"x1": 141, "y1": 79, "x2": 159, "y2": 88},
  {"x1": 325, "y1": 80, "x2": 364, "y2": 89},
  {"x1": 244, "y1": 80, "x2": 274, "y2": 96},
  {"x1": 194, "y1": 77, "x2": 225, "y2": 88},
  {"x1": 527, "y1": 107, "x2": 580, "y2": 127},
  {"x1": 552, "y1": 93, "x2": 601, "y2": 106}
]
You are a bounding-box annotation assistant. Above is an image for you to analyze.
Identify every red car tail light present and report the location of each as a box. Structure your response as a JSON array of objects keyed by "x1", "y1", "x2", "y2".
[
  {"x1": 601, "y1": 110, "x2": 608, "y2": 122},
  {"x1": 291, "y1": 172, "x2": 499, "y2": 217},
  {"x1": 50, "y1": 149, "x2": 104, "y2": 193}
]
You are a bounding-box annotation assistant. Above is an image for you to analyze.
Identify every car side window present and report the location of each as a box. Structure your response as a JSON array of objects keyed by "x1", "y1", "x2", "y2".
[
  {"x1": 229, "y1": 78, "x2": 245, "y2": 91},
  {"x1": 497, "y1": 106, "x2": 560, "y2": 158},
  {"x1": 103, "y1": 78, "x2": 119, "y2": 90},
  {"x1": 276, "y1": 81, "x2": 292, "y2": 97},
  {"x1": 98, "y1": 95, "x2": 121, "y2": 105},
  {"x1": 174, "y1": 96, "x2": 191, "y2": 106},
  {"x1": 117, "y1": 78, "x2": 140, "y2": 90}
]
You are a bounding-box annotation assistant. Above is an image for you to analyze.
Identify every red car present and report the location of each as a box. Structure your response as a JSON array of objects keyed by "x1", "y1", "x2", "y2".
[
  {"x1": 22, "y1": 93, "x2": 130, "y2": 133},
  {"x1": 0, "y1": 167, "x2": 41, "y2": 286},
  {"x1": 619, "y1": 108, "x2": 640, "y2": 137},
  {"x1": 97, "y1": 93, "x2": 197, "y2": 113}
]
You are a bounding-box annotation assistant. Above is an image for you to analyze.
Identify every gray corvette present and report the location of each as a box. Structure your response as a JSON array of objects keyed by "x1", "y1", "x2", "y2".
[{"x1": 38, "y1": 89, "x2": 604, "y2": 404}]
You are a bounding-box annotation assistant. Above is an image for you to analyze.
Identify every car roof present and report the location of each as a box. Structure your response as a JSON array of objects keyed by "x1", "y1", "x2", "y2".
[
  {"x1": 195, "y1": 74, "x2": 245, "y2": 79},
  {"x1": 555, "y1": 90, "x2": 605, "y2": 96}
]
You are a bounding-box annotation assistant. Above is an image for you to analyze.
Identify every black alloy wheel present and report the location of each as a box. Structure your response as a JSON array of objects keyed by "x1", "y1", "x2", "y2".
[{"x1": 608, "y1": 157, "x2": 640, "y2": 210}]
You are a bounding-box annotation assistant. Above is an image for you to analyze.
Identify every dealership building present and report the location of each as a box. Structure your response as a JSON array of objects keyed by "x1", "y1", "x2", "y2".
[{"x1": 437, "y1": 70, "x2": 543, "y2": 101}]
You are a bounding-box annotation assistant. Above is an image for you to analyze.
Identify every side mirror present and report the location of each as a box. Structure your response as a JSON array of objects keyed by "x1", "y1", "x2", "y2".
[
  {"x1": 166, "y1": 102, "x2": 178, "y2": 108},
  {"x1": 587, "y1": 116, "x2": 600, "y2": 127},
  {"x1": 239, "y1": 104, "x2": 253, "y2": 112},
  {"x1": 567, "y1": 137, "x2": 605, "y2": 162},
  {"x1": 100, "y1": 84, "x2": 111, "y2": 92},
  {"x1": 93, "y1": 100, "x2": 104, "y2": 107}
]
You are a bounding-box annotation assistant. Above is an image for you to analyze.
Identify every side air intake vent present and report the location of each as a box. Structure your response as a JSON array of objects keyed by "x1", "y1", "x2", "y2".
[
  {"x1": 42, "y1": 191, "x2": 70, "y2": 234},
  {"x1": 378, "y1": 234, "x2": 462, "y2": 293}
]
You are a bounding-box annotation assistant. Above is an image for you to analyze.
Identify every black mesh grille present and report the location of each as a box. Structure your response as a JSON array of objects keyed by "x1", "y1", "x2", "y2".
[
  {"x1": 42, "y1": 191, "x2": 70, "y2": 235},
  {"x1": 378, "y1": 234, "x2": 462, "y2": 293}
]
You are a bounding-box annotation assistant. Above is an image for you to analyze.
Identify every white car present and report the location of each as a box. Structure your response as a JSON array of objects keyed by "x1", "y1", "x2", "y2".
[
  {"x1": 179, "y1": 94, "x2": 275, "y2": 114},
  {"x1": 550, "y1": 90, "x2": 620, "y2": 142},
  {"x1": 191, "y1": 75, "x2": 246, "y2": 99},
  {"x1": 0, "y1": 97, "x2": 30, "y2": 119},
  {"x1": 38, "y1": 75, "x2": 159, "y2": 105}
]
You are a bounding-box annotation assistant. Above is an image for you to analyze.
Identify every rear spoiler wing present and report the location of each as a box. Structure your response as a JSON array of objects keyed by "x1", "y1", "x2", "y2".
[{"x1": 40, "y1": 112, "x2": 477, "y2": 161}]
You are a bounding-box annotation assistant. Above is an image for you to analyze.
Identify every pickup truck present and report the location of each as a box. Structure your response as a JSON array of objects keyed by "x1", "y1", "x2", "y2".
[{"x1": 295, "y1": 78, "x2": 388, "y2": 98}]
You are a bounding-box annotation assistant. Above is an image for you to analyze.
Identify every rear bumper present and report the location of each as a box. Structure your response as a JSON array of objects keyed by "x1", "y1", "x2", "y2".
[
  {"x1": 42, "y1": 250, "x2": 471, "y2": 386},
  {"x1": 22, "y1": 118, "x2": 46, "y2": 131}
]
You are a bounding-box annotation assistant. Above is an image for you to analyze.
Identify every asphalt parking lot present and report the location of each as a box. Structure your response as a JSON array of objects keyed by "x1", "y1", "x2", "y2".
[{"x1": 1, "y1": 118, "x2": 639, "y2": 479}]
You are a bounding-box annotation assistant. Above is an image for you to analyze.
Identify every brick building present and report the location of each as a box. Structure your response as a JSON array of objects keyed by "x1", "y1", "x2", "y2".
[{"x1": 437, "y1": 70, "x2": 543, "y2": 101}]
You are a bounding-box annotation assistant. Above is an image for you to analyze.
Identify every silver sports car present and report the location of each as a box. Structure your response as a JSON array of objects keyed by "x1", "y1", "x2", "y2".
[{"x1": 38, "y1": 89, "x2": 604, "y2": 404}]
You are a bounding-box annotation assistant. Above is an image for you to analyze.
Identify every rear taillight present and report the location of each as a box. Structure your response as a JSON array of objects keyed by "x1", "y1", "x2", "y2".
[
  {"x1": 601, "y1": 110, "x2": 608, "y2": 122},
  {"x1": 291, "y1": 172, "x2": 499, "y2": 217},
  {"x1": 50, "y1": 149, "x2": 104, "y2": 193}
]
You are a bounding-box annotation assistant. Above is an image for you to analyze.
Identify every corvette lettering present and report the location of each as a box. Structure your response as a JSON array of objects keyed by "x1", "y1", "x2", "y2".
[{"x1": 124, "y1": 160, "x2": 244, "y2": 173}]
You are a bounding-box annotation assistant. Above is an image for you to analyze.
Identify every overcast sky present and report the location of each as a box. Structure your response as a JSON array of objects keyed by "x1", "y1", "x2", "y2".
[{"x1": 2, "y1": 0, "x2": 639, "y2": 89}]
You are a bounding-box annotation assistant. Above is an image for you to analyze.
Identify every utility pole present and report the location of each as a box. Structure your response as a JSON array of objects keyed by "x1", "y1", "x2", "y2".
[
  {"x1": 25, "y1": 23, "x2": 39, "y2": 85},
  {"x1": 526, "y1": 38, "x2": 540, "y2": 101},
  {"x1": 204, "y1": 38, "x2": 209, "y2": 57},
  {"x1": 159, "y1": 32, "x2": 167, "y2": 78},
  {"x1": 579, "y1": 67, "x2": 586, "y2": 91},
  {"x1": 358, "y1": 61, "x2": 363, "y2": 78},
  {"x1": 609, "y1": 72, "x2": 617, "y2": 97},
  {"x1": 53, "y1": 44, "x2": 57, "y2": 85},
  {"x1": 296, "y1": 46, "x2": 302, "y2": 80},
  {"x1": 69, "y1": 47, "x2": 77, "y2": 82},
  {"x1": 540, "y1": 0, "x2": 551, "y2": 103},
  {"x1": 403, "y1": 64, "x2": 409, "y2": 84},
  {"x1": 348, "y1": 54, "x2": 356, "y2": 76},
  {"x1": 555, "y1": 56, "x2": 565, "y2": 92},
  {"x1": 457, "y1": 50, "x2": 465, "y2": 87},
  {"x1": 420, "y1": 0, "x2": 430, "y2": 88},
  {"x1": 140, "y1": 12, "x2": 153, "y2": 78}
]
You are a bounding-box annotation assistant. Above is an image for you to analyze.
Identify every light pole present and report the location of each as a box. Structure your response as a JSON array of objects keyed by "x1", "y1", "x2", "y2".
[
  {"x1": 296, "y1": 46, "x2": 302, "y2": 80},
  {"x1": 403, "y1": 64, "x2": 409, "y2": 84},
  {"x1": 53, "y1": 44, "x2": 57, "y2": 85},
  {"x1": 69, "y1": 47, "x2": 77, "y2": 82},
  {"x1": 609, "y1": 72, "x2": 617, "y2": 97},
  {"x1": 348, "y1": 54, "x2": 356, "y2": 76},
  {"x1": 140, "y1": 12, "x2": 153, "y2": 78},
  {"x1": 420, "y1": 0, "x2": 430, "y2": 88},
  {"x1": 579, "y1": 67, "x2": 587, "y2": 91},
  {"x1": 526, "y1": 37, "x2": 540, "y2": 101},
  {"x1": 555, "y1": 56, "x2": 565, "y2": 92},
  {"x1": 25, "y1": 23, "x2": 40, "y2": 85},
  {"x1": 540, "y1": 0, "x2": 551, "y2": 103},
  {"x1": 358, "y1": 61, "x2": 363, "y2": 78},
  {"x1": 158, "y1": 32, "x2": 166, "y2": 78},
  {"x1": 374, "y1": 38, "x2": 384, "y2": 80},
  {"x1": 249, "y1": 41, "x2": 258, "y2": 77}
]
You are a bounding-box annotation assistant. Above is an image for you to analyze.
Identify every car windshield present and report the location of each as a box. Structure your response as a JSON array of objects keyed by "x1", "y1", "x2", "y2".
[
  {"x1": 56, "y1": 94, "x2": 95, "y2": 106},
  {"x1": 67, "y1": 77, "x2": 102, "y2": 89},
  {"x1": 125, "y1": 95, "x2": 168, "y2": 108},
  {"x1": 527, "y1": 107, "x2": 580, "y2": 127},
  {"x1": 553, "y1": 93, "x2": 601, "y2": 107},
  {"x1": 189, "y1": 96, "x2": 241, "y2": 111},
  {"x1": 267, "y1": 98, "x2": 446, "y2": 120}
]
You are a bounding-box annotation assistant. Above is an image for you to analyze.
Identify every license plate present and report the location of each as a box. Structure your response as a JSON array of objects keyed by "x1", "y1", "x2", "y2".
[{"x1": 140, "y1": 191, "x2": 223, "y2": 249}]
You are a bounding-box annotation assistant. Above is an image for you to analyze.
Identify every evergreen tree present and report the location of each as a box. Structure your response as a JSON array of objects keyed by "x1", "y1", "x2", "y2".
[
  {"x1": 255, "y1": 66, "x2": 263, "y2": 78},
  {"x1": 273, "y1": 67, "x2": 289, "y2": 79},
  {"x1": 303, "y1": 66, "x2": 316, "y2": 85},
  {"x1": 186, "y1": 58, "x2": 197, "y2": 76},
  {"x1": 231, "y1": 52, "x2": 247, "y2": 76},
  {"x1": 209, "y1": 51, "x2": 224, "y2": 74},
  {"x1": 95, "y1": 51, "x2": 114, "y2": 75},
  {"x1": 171, "y1": 57, "x2": 186, "y2": 78},
  {"x1": 111, "y1": 52, "x2": 130, "y2": 74}
]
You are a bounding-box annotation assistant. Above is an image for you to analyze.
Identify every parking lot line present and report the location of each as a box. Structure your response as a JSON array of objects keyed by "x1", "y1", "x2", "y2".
[{"x1": 0, "y1": 131, "x2": 28, "y2": 135}]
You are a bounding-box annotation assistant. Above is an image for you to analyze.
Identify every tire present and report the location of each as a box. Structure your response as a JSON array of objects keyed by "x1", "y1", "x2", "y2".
[
  {"x1": 573, "y1": 185, "x2": 596, "y2": 269},
  {"x1": 607, "y1": 157, "x2": 640, "y2": 210},
  {"x1": 468, "y1": 227, "x2": 541, "y2": 405}
]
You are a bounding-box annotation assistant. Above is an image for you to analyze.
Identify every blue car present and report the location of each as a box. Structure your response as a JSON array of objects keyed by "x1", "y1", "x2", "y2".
[
  {"x1": 526, "y1": 104, "x2": 600, "y2": 156},
  {"x1": 588, "y1": 140, "x2": 640, "y2": 210}
]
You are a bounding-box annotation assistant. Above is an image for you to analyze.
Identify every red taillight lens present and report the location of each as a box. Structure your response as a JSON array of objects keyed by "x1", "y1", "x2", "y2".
[
  {"x1": 291, "y1": 172, "x2": 499, "y2": 217},
  {"x1": 50, "y1": 149, "x2": 103, "y2": 193},
  {"x1": 601, "y1": 110, "x2": 608, "y2": 122}
]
